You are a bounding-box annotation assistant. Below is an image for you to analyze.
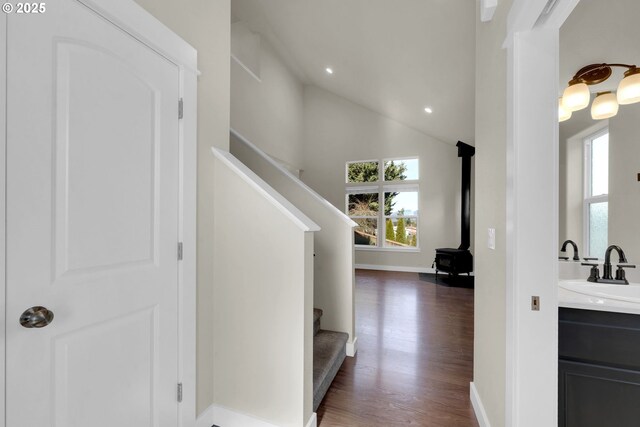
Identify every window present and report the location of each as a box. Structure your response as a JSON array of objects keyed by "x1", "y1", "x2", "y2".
[
  {"x1": 348, "y1": 192, "x2": 379, "y2": 246},
  {"x1": 346, "y1": 158, "x2": 419, "y2": 249},
  {"x1": 584, "y1": 129, "x2": 608, "y2": 258}
]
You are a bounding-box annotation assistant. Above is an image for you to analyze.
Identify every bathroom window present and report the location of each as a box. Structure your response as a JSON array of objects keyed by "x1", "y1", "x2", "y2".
[
  {"x1": 584, "y1": 129, "x2": 609, "y2": 258},
  {"x1": 346, "y1": 158, "x2": 419, "y2": 250}
]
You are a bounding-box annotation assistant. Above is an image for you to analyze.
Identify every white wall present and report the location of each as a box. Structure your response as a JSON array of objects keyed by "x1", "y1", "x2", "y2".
[
  {"x1": 231, "y1": 32, "x2": 305, "y2": 168},
  {"x1": 131, "y1": 0, "x2": 230, "y2": 415},
  {"x1": 212, "y1": 150, "x2": 314, "y2": 427},
  {"x1": 230, "y1": 20, "x2": 467, "y2": 273},
  {"x1": 302, "y1": 85, "x2": 463, "y2": 271},
  {"x1": 230, "y1": 131, "x2": 356, "y2": 351},
  {"x1": 608, "y1": 103, "x2": 640, "y2": 263},
  {"x1": 559, "y1": 129, "x2": 567, "y2": 248},
  {"x1": 473, "y1": 0, "x2": 511, "y2": 425},
  {"x1": 559, "y1": 108, "x2": 640, "y2": 284},
  {"x1": 563, "y1": 132, "x2": 584, "y2": 251},
  {"x1": 559, "y1": 106, "x2": 640, "y2": 265}
]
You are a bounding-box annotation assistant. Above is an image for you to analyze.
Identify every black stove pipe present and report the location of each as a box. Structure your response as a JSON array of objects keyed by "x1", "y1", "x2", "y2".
[{"x1": 456, "y1": 141, "x2": 475, "y2": 251}]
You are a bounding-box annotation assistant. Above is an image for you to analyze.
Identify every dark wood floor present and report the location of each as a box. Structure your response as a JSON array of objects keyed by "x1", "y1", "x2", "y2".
[{"x1": 317, "y1": 270, "x2": 479, "y2": 427}]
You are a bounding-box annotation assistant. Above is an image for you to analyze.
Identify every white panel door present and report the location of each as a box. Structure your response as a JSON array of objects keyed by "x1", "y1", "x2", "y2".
[{"x1": 6, "y1": 1, "x2": 181, "y2": 426}]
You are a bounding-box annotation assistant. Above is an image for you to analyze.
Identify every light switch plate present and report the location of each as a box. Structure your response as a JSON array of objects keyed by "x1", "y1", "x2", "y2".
[
  {"x1": 488, "y1": 228, "x2": 496, "y2": 250},
  {"x1": 532, "y1": 296, "x2": 540, "y2": 311}
]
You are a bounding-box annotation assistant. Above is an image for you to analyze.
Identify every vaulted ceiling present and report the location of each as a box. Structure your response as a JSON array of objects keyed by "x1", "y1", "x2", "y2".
[{"x1": 232, "y1": 0, "x2": 477, "y2": 145}]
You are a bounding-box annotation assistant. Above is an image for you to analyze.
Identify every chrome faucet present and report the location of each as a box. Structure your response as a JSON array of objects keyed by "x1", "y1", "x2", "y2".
[
  {"x1": 560, "y1": 240, "x2": 580, "y2": 261},
  {"x1": 583, "y1": 245, "x2": 636, "y2": 285}
]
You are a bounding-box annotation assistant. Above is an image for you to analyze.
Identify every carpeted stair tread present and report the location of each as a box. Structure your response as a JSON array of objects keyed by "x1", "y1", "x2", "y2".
[{"x1": 313, "y1": 329, "x2": 348, "y2": 411}]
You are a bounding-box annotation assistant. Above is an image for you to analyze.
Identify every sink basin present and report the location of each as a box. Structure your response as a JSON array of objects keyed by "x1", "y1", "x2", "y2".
[{"x1": 559, "y1": 280, "x2": 640, "y2": 314}]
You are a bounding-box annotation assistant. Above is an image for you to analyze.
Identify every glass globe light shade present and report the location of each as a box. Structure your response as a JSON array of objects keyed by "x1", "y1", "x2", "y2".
[
  {"x1": 591, "y1": 92, "x2": 619, "y2": 120},
  {"x1": 562, "y1": 82, "x2": 591, "y2": 112},
  {"x1": 617, "y1": 68, "x2": 640, "y2": 105},
  {"x1": 558, "y1": 98, "x2": 572, "y2": 122}
]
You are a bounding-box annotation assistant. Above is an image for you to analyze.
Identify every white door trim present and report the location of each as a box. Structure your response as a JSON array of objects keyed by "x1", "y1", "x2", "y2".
[
  {"x1": 504, "y1": 1, "x2": 580, "y2": 426},
  {"x1": 77, "y1": 0, "x2": 198, "y2": 76},
  {"x1": 178, "y1": 57, "x2": 198, "y2": 427},
  {"x1": 0, "y1": 11, "x2": 7, "y2": 427},
  {"x1": 0, "y1": 1, "x2": 197, "y2": 426}
]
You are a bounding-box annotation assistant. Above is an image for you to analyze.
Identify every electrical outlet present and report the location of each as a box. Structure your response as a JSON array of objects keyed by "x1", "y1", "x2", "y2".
[{"x1": 488, "y1": 228, "x2": 496, "y2": 250}]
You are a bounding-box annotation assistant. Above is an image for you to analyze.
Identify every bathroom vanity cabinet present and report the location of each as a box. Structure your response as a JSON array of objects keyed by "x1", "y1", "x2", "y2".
[{"x1": 559, "y1": 308, "x2": 640, "y2": 426}]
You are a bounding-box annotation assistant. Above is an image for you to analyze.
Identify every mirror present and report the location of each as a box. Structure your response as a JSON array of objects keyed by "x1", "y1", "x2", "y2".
[{"x1": 559, "y1": 0, "x2": 640, "y2": 273}]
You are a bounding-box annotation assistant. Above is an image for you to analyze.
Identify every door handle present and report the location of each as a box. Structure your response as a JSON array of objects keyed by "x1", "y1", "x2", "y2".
[{"x1": 20, "y1": 306, "x2": 54, "y2": 328}]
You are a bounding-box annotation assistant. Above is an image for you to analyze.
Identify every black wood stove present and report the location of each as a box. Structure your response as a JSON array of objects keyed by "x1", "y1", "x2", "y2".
[{"x1": 434, "y1": 141, "x2": 475, "y2": 282}]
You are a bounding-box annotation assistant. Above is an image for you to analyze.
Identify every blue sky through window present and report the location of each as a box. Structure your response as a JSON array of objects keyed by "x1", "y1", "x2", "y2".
[{"x1": 388, "y1": 191, "x2": 418, "y2": 215}]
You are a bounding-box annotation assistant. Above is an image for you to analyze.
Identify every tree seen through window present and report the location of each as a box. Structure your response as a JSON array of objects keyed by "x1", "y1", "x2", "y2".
[{"x1": 346, "y1": 159, "x2": 418, "y2": 248}]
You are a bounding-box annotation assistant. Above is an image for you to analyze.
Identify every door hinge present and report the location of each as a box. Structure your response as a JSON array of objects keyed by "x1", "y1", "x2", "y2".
[
  {"x1": 177, "y1": 382, "x2": 183, "y2": 403},
  {"x1": 178, "y1": 242, "x2": 183, "y2": 261},
  {"x1": 178, "y1": 98, "x2": 184, "y2": 119}
]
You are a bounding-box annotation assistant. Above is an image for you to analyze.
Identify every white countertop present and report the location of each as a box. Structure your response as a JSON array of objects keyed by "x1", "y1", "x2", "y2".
[{"x1": 559, "y1": 280, "x2": 640, "y2": 315}]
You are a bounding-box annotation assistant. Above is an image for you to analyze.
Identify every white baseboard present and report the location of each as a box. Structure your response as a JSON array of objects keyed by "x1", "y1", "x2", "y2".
[
  {"x1": 346, "y1": 336, "x2": 358, "y2": 357},
  {"x1": 355, "y1": 264, "x2": 436, "y2": 274},
  {"x1": 212, "y1": 405, "x2": 279, "y2": 427},
  {"x1": 305, "y1": 413, "x2": 317, "y2": 427},
  {"x1": 196, "y1": 405, "x2": 215, "y2": 427},
  {"x1": 355, "y1": 264, "x2": 475, "y2": 276},
  {"x1": 470, "y1": 382, "x2": 491, "y2": 427},
  {"x1": 199, "y1": 404, "x2": 315, "y2": 427}
]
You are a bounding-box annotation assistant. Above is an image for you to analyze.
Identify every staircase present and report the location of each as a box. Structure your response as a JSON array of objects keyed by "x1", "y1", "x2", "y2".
[
  {"x1": 228, "y1": 130, "x2": 357, "y2": 421},
  {"x1": 230, "y1": 130, "x2": 357, "y2": 357},
  {"x1": 313, "y1": 308, "x2": 348, "y2": 411}
]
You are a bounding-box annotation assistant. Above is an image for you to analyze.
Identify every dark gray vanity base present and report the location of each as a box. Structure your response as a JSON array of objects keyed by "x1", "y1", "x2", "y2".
[{"x1": 559, "y1": 308, "x2": 640, "y2": 427}]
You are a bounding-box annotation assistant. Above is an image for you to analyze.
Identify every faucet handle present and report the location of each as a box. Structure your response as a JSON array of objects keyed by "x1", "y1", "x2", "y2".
[
  {"x1": 559, "y1": 256, "x2": 570, "y2": 261},
  {"x1": 615, "y1": 264, "x2": 635, "y2": 283},
  {"x1": 583, "y1": 257, "x2": 599, "y2": 261},
  {"x1": 581, "y1": 262, "x2": 599, "y2": 267},
  {"x1": 618, "y1": 263, "x2": 636, "y2": 269},
  {"x1": 582, "y1": 263, "x2": 600, "y2": 282}
]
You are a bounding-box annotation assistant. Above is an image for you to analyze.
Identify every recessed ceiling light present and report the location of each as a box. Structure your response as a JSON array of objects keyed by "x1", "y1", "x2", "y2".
[
  {"x1": 424, "y1": 107, "x2": 433, "y2": 114},
  {"x1": 325, "y1": 67, "x2": 334, "y2": 75}
]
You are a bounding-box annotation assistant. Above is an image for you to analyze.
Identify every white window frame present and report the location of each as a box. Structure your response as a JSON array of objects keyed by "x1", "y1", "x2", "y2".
[
  {"x1": 583, "y1": 127, "x2": 609, "y2": 258},
  {"x1": 345, "y1": 186, "x2": 380, "y2": 247},
  {"x1": 345, "y1": 158, "x2": 420, "y2": 251}
]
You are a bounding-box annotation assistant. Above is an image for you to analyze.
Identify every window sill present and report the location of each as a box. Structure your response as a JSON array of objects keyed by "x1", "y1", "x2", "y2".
[{"x1": 355, "y1": 246, "x2": 421, "y2": 253}]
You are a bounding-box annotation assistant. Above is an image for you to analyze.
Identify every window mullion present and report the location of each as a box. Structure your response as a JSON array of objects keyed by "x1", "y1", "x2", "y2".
[
  {"x1": 378, "y1": 187, "x2": 383, "y2": 247},
  {"x1": 586, "y1": 194, "x2": 608, "y2": 204}
]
